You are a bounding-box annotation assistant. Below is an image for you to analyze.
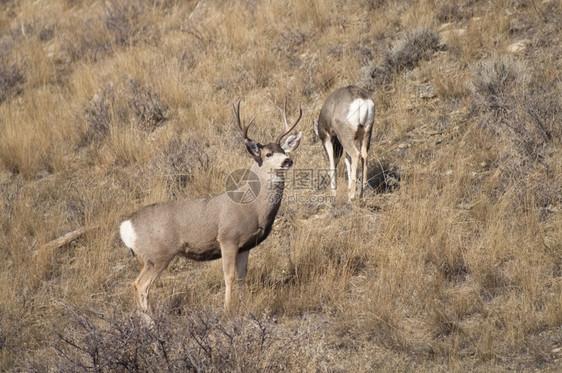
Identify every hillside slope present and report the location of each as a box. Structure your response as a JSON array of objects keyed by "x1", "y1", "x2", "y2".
[{"x1": 1, "y1": 0, "x2": 561, "y2": 371}]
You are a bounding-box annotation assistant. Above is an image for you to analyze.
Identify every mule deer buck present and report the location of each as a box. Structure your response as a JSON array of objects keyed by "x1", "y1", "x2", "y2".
[
  {"x1": 120, "y1": 100, "x2": 302, "y2": 318},
  {"x1": 313, "y1": 85, "x2": 375, "y2": 199}
]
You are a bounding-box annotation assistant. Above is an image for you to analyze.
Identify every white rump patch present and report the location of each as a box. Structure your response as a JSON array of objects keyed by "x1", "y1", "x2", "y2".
[
  {"x1": 346, "y1": 98, "x2": 375, "y2": 131},
  {"x1": 120, "y1": 219, "x2": 137, "y2": 249}
]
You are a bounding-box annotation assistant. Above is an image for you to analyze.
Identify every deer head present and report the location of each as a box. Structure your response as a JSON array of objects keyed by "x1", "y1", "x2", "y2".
[{"x1": 233, "y1": 99, "x2": 302, "y2": 171}]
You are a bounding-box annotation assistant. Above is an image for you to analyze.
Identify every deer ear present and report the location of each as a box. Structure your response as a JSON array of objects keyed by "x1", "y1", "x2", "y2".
[
  {"x1": 245, "y1": 140, "x2": 263, "y2": 163},
  {"x1": 282, "y1": 131, "x2": 302, "y2": 153}
]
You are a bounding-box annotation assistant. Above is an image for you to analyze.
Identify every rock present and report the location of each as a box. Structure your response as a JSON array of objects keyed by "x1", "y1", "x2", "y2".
[
  {"x1": 440, "y1": 28, "x2": 465, "y2": 42},
  {"x1": 418, "y1": 84, "x2": 436, "y2": 99},
  {"x1": 507, "y1": 40, "x2": 529, "y2": 54}
]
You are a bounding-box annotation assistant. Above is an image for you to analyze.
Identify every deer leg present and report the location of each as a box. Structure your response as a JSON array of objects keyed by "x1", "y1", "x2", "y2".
[
  {"x1": 347, "y1": 150, "x2": 360, "y2": 200},
  {"x1": 235, "y1": 250, "x2": 250, "y2": 300},
  {"x1": 344, "y1": 154, "x2": 352, "y2": 190},
  {"x1": 338, "y1": 132, "x2": 360, "y2": 200},
  {"x1": 221, "y1": 243, "x2": 238, "y2": 312},
  {"x1": 323, "y1": 138, "x2": 338, "y2": 193},
  {"x1": 132, "y1": 256, "x2": 172, "y2": 316},
  {"x1": 359, "y1": 137, "x2": 368, "y2": 198},
  {"x1": 359, "y1": 156, "x2": 366, "y2": 198}
]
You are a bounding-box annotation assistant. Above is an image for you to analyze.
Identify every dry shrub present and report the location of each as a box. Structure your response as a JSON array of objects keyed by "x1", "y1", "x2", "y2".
[
  {"x1": 366, "y1": 160, "x2": 400, "y2": 193},
  {"x1": 386, "y1": 29, "x2": 442, "y2": 71},
  {"x1": 0, "y1": 64, "x2": 24, "y2": 103},
  {"x1": 103, "y1": 0, "x2": 135, "y2": 46},
  {"x1": 274, "y1": 29, "x2": 307, "y2": 68},
  {"x1": 38, "y1": 306, "x2": 318, "y2": 372},
  {"x1": 301, "y1": 58, "x2": 338, "y2": 98},
  {"x1": 82, "y1": 76, "x2": 167, "y2": 145},
  {"x1": 149, "y1": 138, "x2": 210, "y2": 198},
  {"x1": 59, "y1": 0, "x2": 158, "y2": 64},
  {"x1": 471, "y1": 55, "x2": 528, "y2": 120},
  {"x1": 436, "y1": 1, "x2": 464, "y2": 23},
  {"x1": 60, "y1": 19, "x2": 112, "y2": 63},
  {"x1": 360, "y1": 28, "x2": 442, "y2": 90},
  {"x1": 363, "y1": 0, "x2": 387, "y2": 11},
  {"x1": 126, "y1": 76, "x2": 168, "y2": 131},
  {"x1": 83, "y1": 86, "x2": 115, "y2": 144},
  {"x1": 471, "y1": 54, "x2": 562, "y2": 209}
]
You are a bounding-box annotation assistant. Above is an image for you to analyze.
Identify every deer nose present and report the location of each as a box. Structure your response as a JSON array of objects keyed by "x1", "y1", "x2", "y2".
[{"x1": 282, "y1": 158, "x2": 293, "y2": 168}]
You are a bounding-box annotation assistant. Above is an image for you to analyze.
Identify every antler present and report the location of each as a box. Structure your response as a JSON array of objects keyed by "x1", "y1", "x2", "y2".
[
  {"x1": 232, "y1": 99, "x2": 256, "y2": 140},
  {"x1": 275, "y1": 98, "x2": 302, "y2": 144}
]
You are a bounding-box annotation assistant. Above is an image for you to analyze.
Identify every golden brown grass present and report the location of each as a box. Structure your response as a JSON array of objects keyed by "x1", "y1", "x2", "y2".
[{"x1": 1, "y1": 0, "x2": 561, "y2": 371}]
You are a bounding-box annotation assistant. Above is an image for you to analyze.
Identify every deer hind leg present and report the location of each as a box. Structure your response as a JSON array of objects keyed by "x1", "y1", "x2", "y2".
[
  {"x1": 342, "y1": 146, "x2": 360, "y2": 200},
  {"x1": 338, "y1": 132, "x2": 360, "y2": 200},
  {"x1": 359, "y1": 131, "x2": 371, "y2": 198},
  {"x1": 361, "y1": 125, "x2": 372, "y2": 197},
  {"x1": 322, "y1": 137, "x2": 339, "y2": 193},
  {"x1": 344, "y1": 154, "x2": 352, "y2": 190},
  {"x1": 132, "y1": 256, "x2": 172, "y2": 317},
  {"x1": 349, "y1": 152, "x2": 360, "y2": 200}
]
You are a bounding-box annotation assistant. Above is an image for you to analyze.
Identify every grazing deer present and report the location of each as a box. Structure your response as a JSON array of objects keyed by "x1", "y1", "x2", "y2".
[
  {"x1": 119, "y1": 100, "x2": 302, "y2": 318},
  {"x1": 313, "y1": 85, "x2": 375, "y2": 199}
]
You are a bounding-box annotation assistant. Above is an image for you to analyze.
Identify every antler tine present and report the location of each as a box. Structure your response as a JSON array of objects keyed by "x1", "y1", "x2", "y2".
[
  {"x1": 232, "y1": 99, "x2": 243, "y2": 134},
  {"x1": 232, "y1": 99, "x2": 255, "y2": 140},
  {"x1": 276, "y1": 102, "x2": 302, "y2": 144}
]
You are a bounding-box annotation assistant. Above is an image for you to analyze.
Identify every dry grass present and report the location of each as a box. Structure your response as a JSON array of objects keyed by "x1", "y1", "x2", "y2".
[{"x1": 1, "y1": 0, "x2": 562, "y2": 371}]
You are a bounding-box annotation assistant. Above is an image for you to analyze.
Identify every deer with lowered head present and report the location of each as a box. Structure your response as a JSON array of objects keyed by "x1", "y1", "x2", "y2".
[
  {"x1": 313, "y1": 85, "x2": 375, "y2": 200},
  {"x1": 119, "y1": 100, "x2": 302, "y2": 318}
]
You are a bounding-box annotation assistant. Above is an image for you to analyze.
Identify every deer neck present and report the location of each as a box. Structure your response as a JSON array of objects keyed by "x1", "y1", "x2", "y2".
[{"x1": 250, "y1": 162, "x2": 287, "y2": 220}]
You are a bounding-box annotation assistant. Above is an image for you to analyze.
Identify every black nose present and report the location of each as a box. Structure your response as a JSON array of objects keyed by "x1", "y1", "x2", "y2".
[{"x1": 282, "y1": 158, "x2": 293, "y2": 168}]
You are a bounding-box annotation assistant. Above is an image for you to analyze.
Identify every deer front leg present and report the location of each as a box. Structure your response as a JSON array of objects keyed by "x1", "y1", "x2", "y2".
[
  {"x1": 221, "y1": 242, "x2": 238, "y2": 312},
  {"x1": 236, "y1": 250, "x2": 249, "y2": 295}
]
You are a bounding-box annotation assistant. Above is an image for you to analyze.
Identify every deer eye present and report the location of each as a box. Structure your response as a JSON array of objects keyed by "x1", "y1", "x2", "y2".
[{"x1": 266, "y1": 153, "x2": 273, "y2": 157}]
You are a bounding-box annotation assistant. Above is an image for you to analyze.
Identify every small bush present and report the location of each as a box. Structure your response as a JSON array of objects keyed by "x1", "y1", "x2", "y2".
[
  {"x1": 386, "y1": 28, "x2": 441, "y2": 71},
  {"x1": 103, "y1": 0, "x2": 134, "y2": 46},
  {"x1": 470, "y1": 55, "x2": 559, "y2": 161},
  {"x1": 359, "y1": 28, "x2": 441, "y2": 90},
  {"x1": 471, "y1": 54, "x2": 562, "y2": 210},
  {"x1": 471, "y1": 55, "x2": 528, "y2": 118},
  {"x1": 126, "y1": 77, "x2": 168, "y2": 131},
  {"x1": 82, "y1": 77, "x2": 167, "y2": 145},
  {"x1": 366, "y1": 160, "x2": 400, "y2": 193},
  {"x1": 436, "y1": 2, "x2": 464, "y2": 23},
  {"x1": 150, "y1": 138, "x2": 210, "y2": 198},
  {"x1": 83, "y1": 86, "x2": 115, "y2": 144},
  {"x1": 42, "y1": 306, "x2": 317, "y2": 372},
  {"x1": 0, "y1": 64, "x2": 24, "y2": 104}
]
